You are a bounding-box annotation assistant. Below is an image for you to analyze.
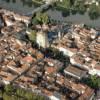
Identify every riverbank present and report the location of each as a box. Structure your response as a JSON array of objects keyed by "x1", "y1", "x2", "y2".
[
  {"x1": 47, "y1": 9, "x2": 100, "y2": 28},
  {"x1": 0, "y1": 0, "x2": 100, "y2": 27}
]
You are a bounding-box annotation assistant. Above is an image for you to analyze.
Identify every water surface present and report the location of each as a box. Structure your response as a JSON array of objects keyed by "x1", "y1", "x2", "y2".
[{"x1": 0, "y1": 0, "x2": 100, "y2": 27}]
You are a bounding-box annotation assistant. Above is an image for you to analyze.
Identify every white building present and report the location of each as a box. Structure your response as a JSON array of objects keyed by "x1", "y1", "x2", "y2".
[{"x1": 36, "y1": 31, "x2": 49, "y2": 48}]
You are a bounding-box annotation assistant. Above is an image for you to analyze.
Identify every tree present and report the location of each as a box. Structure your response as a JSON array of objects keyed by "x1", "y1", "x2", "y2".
[
  {"x1": 36, "y1": 12, "x2": 49, "y2": 24},
  {"x1": 62, "y1": 10, "x2": 70, "y2": 17},
  {"x1": 0, "y1": 84, "x2": 45, "y2": 100},
  {"x1": 12, "y1": 0, "x2": 16, "y2": 3},
  {"x1": 74, "y1": 0, "x2": 86, "y2": 14},
  {"x1": 70, "y1": 0, "x2": 75, "y2": 6},
  {"x1": 88, "y1": 4, "x2": 100, "y2": 20},
  {"x1": 3, "y1": 93, "x2": 11, "y2": 100},
  {"x1": 36, "y1": 12, "x2": 42, "y2": 24},
  {"x1": 25, "y1": 92, "x2": 34, "y2": 100},
  {"x1": 16, "y1": 88, "x2": 26, "y2": 97},
  {"x1": 41, "y1": 13, "x2": 49, "y2": 24},
  {"x1": 71, "y1": 6, "x2": 77, "y2": 15},
  {"x1": 5, "y1": 84, "x2": 14, "y2": 94},
  {"x1": 59, "y1": 0, "x2": 71, "y2": 9},
  {"x1": 32, "y1": 12, "x2": 49, "y2": 25},
  {"x1": 28, "y1": 30, "x2": 36, "y2": 42},
  {"x1": 84, "y1": 75, "x2": 100, "y2": 90},
  {"x1": 32, "y1": 17, "x2": 39, "y2": 25}
]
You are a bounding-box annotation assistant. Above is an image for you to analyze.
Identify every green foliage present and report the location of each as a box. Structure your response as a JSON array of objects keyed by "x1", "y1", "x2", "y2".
[
  {"x1": 32, "y1": 0, "x2": 43, "y2": 6},
  {"x1": 16, "y1": 88, "x2": 25, "y2": 97},
  {"x1": 62, "y1": 10, "x2": 70, "y2": 17},
  {"x1": 25, "y1": 92, "x2": 34, "y2": 100},
  {"x1": 32, "y1": 12, "x2": 49, "y2": 25},
  {"x1": 3, "y1": 92, "x2": 20, "y2": 100},
  {"x1": 84, "y1": 75, "x2": 100, "y2": 89},
  {"x1": 41, "y1": 13, "x2": 49, "y2": 24},
  {"x1": 55, "y1": 0, "x2": 100, "y2": 19},
  {"x1": 57, "y1": 0, "x2": 71, "y2": 9},
  {"x1": 71, "y1": 6, "x2": 77, "y2": 15},
  {"x1": 4, "y1": 84, "x2": 14, "y2": 93},
  {"x1": 36, "y1": 12, "x2": 42, "y2": 23},
  {"x1": 3, "y1": 93, "x2": 12, "y2": 100},
  {"x1": 28, "y1": 30, "x2": 36, "y2": 42},
  {"x1": 89, "y1": 4, "x2": 100, "y2": 20},
  {"x1": 32, "y1": 18, "x2": 39, "y2": 25},
  {"x1": 70, "y1": 0, "x2": 75, "y2": 6},
  {"x1": 2, "y1": 84, "x2": 45, "y2": 100},
  {"x1": 74, "y1": 0, "x2": 86, "y2": 14}
]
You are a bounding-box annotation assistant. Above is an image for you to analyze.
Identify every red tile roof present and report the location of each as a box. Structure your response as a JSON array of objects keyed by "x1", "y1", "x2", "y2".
[{"x1": 22, "y1": 55, "x2": 34, "y2": 63}]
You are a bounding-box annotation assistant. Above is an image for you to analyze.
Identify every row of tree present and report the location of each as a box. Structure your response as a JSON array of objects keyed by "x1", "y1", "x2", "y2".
[
  {"x1": 56, "y1": 0, "x2": 100, "y2": 20},
  {"x1": 0, "y1": 84, "x2": 45, "y2": 100}
]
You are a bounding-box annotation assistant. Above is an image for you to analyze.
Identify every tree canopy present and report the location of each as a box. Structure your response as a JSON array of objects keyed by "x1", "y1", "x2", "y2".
[
  {"x1": 32, "y1": 12, "x2": 49, "y2": 25},
  {"x1": 28, "y1": 30, "x2": 36, "y2": 42},
  {"x1": 88, "y1": 4, "x2": 100, "y2": 20},
  {"x1": 84, "y1": 75, "x2": 100, "y2": 89},
  {"x1": 0, "y1": 84, "x2": 45, "y2": 100}
]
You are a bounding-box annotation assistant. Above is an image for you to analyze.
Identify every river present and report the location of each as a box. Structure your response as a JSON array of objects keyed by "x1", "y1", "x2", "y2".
[
  {"x1": 0, "y1": 0, "x2": 100, "y2": 28},
  {"x1": 0, "y1": 0, "x2": 36, "y2": 14}
]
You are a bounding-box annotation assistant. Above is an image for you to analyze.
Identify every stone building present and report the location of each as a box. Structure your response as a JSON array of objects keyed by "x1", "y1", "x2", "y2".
[{"x1": 36, "y1": 31, "x2": 49, "y2": 48}]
